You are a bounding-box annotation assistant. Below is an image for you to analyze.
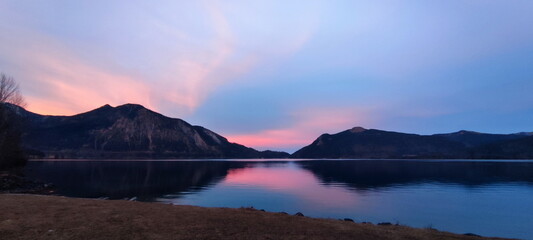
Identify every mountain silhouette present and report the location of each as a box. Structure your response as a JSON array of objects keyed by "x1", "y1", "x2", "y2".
[
  {"x1": 7, "y1": 104, "x2": 289, "y2": 159},
  {"x1": 292, "y1": 127, "x2": 533, "y2": 159}
]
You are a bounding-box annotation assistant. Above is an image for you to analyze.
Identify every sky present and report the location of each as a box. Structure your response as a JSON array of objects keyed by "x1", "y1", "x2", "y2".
[{"x1": 1, "y1": 0, "x2": 533, "y2": 153}]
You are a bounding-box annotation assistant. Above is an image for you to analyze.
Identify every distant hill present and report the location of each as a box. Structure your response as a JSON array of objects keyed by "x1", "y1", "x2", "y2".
[
  {"x1": 292, "y1": 127, "x2": 533, "y2": 159},
  {"x1": 433, "y1": 130, "x2": 526, "y2": 147},
  {"x1": 7, "y1": 104, "x2": 289, "y2": 159},
  {"x1": 470, "y1": 135, "x2": 533, "y2": 159}
]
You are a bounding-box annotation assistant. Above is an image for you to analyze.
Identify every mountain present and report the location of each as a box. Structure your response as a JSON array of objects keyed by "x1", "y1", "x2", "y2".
[
  {"x1": 292, "y1": 127, "x2": 466, "y2": 159},
  {"x1": 470, "y1": 135, "x2": 533, "y2": 159},
  {"x1": 7, "y1": 104, "x2": 289, "y2": 159},
  {"x1": 292, "y1": 127, "x2": 533, "y2": 159},
  {"x1": 433, "y1": 130, "x2": 526, "y2": 147}
]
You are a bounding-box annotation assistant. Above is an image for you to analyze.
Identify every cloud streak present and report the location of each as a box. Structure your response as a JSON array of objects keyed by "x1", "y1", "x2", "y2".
[
  {"x1": 0, "y1": 2, "x2": 260, "y2": 116},
  {"x1": 0, "y1": 1, "x2": 316, "y2": 117},
  {"x1": 0, "y1": 29, "x2": 153, "y2": 115}
]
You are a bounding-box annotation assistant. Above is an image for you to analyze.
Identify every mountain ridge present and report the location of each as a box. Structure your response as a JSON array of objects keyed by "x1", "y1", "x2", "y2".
[
  {"x1": 292, "y1": 126, "x2": 533, "y2": 159},
  {"x1": 6, "y1": 104, "x2": 532, "y2": 159},
  {"x1": 7, "y1": 103, "x2": 289, "y2": 159}
]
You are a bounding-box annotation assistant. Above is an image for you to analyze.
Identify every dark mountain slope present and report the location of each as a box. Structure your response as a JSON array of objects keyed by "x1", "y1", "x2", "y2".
[
  {"x1": 292, "y1": 127, "x2": 533, "y2": 159},
  {"x1": 470, "y1": 135, "x2": 533, "y2": 159},
  {"x1": 292, "y1": 127, "x2": 466, "y2": 159},
  {"x1": 433, "y1": 130, "x2": 527, "y2": 147},
  {"x1": 8, "y1": 104, "x2": 288, "y2": 159}
]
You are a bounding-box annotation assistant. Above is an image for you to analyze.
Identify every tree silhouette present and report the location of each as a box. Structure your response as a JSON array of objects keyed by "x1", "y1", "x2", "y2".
[
  {"x1": 0, "y1": 73, "x2": 26, "y2": 107},
  {"x1": 0, "y1": 73, "x2": 27, "y2": 170}
]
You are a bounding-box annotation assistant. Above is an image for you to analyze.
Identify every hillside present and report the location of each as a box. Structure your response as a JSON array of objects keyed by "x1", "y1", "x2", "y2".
[
  {"x1": 292, "y1": 127, "x2": 533, "y2": 159},
  {"x1": 7, "y1": 104, "x2": 289, "y2": 159}
]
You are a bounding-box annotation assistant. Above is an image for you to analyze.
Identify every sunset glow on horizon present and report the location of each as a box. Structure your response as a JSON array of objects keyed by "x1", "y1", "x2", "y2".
[{"x1": 2, "y1": 1, "x2": 533, "y2": 152}]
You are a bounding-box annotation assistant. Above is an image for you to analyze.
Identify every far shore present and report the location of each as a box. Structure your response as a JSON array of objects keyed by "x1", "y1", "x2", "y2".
[
  {"x1": 0, "y1": 194, "x2": 509, "y2": 240},
  {"x1": 24, "y1": 158, "x2": 533, "y2": 163}
]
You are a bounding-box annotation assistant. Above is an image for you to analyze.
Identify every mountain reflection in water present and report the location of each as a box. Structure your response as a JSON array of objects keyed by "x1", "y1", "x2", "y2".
[
  {"x1": 297, "y1": 160, "x2": 533, "y2": 190},
  {"x1": 25, "y1": 161, "x2": 248, "y2": 200},
  {"x1": 24, "y1": 160, "x2": 533, "y2": 239}
]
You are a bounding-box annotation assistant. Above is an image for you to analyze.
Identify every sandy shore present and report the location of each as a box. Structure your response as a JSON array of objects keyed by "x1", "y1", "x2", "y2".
[{"x1": 0, "y1": 194, "x2": 508, "y2": 240}]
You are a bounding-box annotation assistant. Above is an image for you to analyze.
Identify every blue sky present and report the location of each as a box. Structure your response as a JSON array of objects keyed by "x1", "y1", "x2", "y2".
[{"x1": 1, "y1": 0, "x2": 532, "y2": 152}]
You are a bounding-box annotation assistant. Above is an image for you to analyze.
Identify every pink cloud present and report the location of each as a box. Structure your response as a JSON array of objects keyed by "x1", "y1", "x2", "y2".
[
  {"x1": 0, "y1": 32, "x2": 153, "y2": 115},
  {"x1": 0, "y1": 3, "x2": 258, "y2": 117},
  {"x1": 227, "y1": 129, "x2": 311, "y2": 150},
  {"x1": 0, "y1": 1, "x2": 323, "y2": 120}
]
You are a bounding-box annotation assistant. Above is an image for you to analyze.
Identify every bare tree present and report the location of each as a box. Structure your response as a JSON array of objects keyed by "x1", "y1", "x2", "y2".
[
  {"x1": 0, "y1": 73, "x2": 26, "y2": 107},
  {"x1": 0, "y1": 73, "x2": 27, "y2": 170}
]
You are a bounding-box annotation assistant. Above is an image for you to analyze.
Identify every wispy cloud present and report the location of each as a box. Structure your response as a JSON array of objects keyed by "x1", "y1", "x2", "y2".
[
  {"x1": 0, "y1": 2, "x2": 259, "y2": 116},
  {"x1": 0, "y1": 30, "x2": 153, "y2": 115},
  {"x1": 152, "y1": 1, "x2": 257, "y2": 113},
  {"x1": 0, "y1": 1, "x2": 321, "y2": 117}
]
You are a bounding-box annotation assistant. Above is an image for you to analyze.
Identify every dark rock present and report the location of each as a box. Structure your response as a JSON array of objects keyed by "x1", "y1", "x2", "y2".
[
  {"x1": 294, "y1": 212, "x2": 304, "y2": 217},
  {"x1": 377, "y1": 222, "x2": 392, "y2": 226},
  {"x1": 259, "y1": 209, "x2": 265, "y2": 212},
  {"x1": 279, "y1": 212, "x2": 288, "y2": 215},
  {"x1": 0, "y1": 174, "x2": 55, "y2": 194},
  {"x1": 343, "y1": 218, "x2": 354, "y2": 222},
  {"x1": 463, "y1": 233, "x2": 482, "y2": 237}
]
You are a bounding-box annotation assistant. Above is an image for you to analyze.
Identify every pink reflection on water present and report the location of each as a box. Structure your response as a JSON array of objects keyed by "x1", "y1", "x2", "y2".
[{"x1": 223, "y1": 164, "x2": 358, "y2": 208}]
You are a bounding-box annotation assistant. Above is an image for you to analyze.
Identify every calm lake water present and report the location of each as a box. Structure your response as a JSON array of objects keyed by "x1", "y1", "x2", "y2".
[{"x1": 24, "y1": 160, "x2": 533, "y2": 239}]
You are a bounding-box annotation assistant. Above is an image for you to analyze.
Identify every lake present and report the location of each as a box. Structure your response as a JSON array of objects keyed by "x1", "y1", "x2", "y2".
[{"x1": 24, "y1": 159, "x2": 533, "y2": 239}]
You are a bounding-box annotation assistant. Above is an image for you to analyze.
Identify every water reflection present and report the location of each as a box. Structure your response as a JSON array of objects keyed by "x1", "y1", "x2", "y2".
[
  {"x1": 24, "y1": 160, "x2": 533, "y2": 239},
  {"x1": 25, "y1": 160, "x2": 533, "y2": 199},
  {"x1": 25, "y1": 161, "x2": 247, "y2": 200},
  {"x1": 297, "y1": 160, "x2": 533, "y2": 190},
  {"x1": 213, "y1": 163, "x2": 357, "y2": 208}
]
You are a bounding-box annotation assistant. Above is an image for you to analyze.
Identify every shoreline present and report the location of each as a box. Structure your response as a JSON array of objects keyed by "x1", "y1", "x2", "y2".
[
  {"x1": 26, "y1": 158, "x2": 533, "y2": 162},
  {"x1": 0, "y1": 194, "x2": 509, "y2": 240},
  {"x1": 0, "y1": 172, "x2": 55, "y2": 195}
]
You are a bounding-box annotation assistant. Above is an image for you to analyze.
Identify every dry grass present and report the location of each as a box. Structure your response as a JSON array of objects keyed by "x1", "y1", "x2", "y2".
[{"x1": 0, "y1": 194, "x2": 508, "y2": 240}]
